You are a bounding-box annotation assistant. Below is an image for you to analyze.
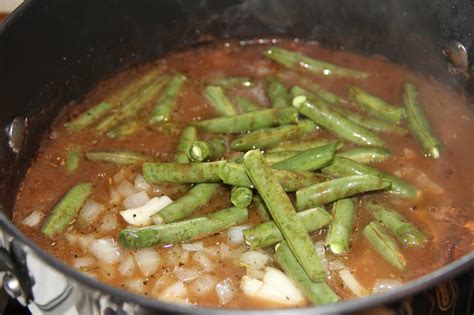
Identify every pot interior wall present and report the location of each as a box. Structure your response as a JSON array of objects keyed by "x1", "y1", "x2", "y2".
[{"x1": 0, "y1": 0, "x2": 472, "y2": 217}]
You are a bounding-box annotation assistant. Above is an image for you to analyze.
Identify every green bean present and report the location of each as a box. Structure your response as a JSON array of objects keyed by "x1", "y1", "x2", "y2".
[
  {"x1": 362, "y1": 221, "x2": 406, "y2": 271},
  {"x1": 219, "y1": 162, "x2": 323, "y2": 192},
  {"x1": 322, "y1": 157, "x2": 418, "y2": 198},
  {"x1": 119, "y1": 206, "x2": 248, "y2": 249},
  {"x1": 96, "y1": 76, "x2": 169, "y2": 132},
  {"x1": 264, "y1": 151, "x2": 299, "y2": 164},
  {"x1": 149, "y1": 73, "x2": 187, "y2": 123},
  {"x1": 366, "y1": 202, "x2": 427, "y2": 247},
  {"x1": 243, "y1": 150, "x2": 325, "y2": 281},
  {"x1": 403, "y1": 82, "x2": 441, "y2": 158},
  {"x1": 337, "y1": 147, "x2": 392, "y2": 164},
  {"x1": 188, "y1": 139, "x2": 226, "y2": 162},
  {"x1": 266, "y1": 139, "x2": 331, "y2": 153},
  {"x1": 236, "y1": 96, "x2": 262, "y2": 112},
  {"x1": 230, "y1": 120, "x2": 317, "y2": 151},
  {"x1": 325, "y1": 198, "x2": 356, "y2": 255},
  {"x1": 66, "y1": 146, "x2": 80, "y2": 173},
  {"x1": 175, "y1": 126, "x2": 197, "y2": 163},
  {"x1": 244, "y1": 207, "x2": 332, "y2": 250},
  {"x1": 212, "y1": 76, "x2": 255, "y2": 88},
  {"x1": 252, "y1": 195, "x2": 272, "y2": 221},
  {"x1": 41, "y1": 183, "x2": 92, "y2": 237},
  {"x1": 143, "y1": 161, "x2": 225, "y2": 184},
  {"x1": 151, "y1": 183, "x2": 222, "y2": 224},
  {"x1": 203, "y1": 85, "x2": 238, "y2": 116},
  {"x1": 264, "y1": 47, "x2": 369, "y2": 79},
  {"x1": 193, "y1": 107, "x2": 298, "y2": 134},
  {"x1": 292, "y1": 89, "x2": 384, "y2": 146},
  {"x1": 331, "y1": 106, "x2": 408, "y2": 136},
  {"x1": 272, "y1": 142, "x2": 338, "y2": 172},
  {"x1": 286, "y1": 78, "x2": 343, "y2": 105},
  {"x1": 230, "y1": 186, "x2": 253, "y2": 208},
  {"x1": 86, "y1": 151, "x2": 151, "y2": 165},
  {"x1": 349, "y1": 86, "x2": 405, "y2": 124},
  {"x1": 296, "y1": 175, "x2": 390, "y2": 211},
  {"x1": 106, "y1": 121, "x2": 142, "y2": 139},
  {"x1": 274, "y1": 241, "x2": 340, "y2": 305},
  {"x1": 266, "y1": 76, "x2": 290, "y2": 108},
  {"x1": 66, "y1": 102, "x2": 112, "y2": 132}
]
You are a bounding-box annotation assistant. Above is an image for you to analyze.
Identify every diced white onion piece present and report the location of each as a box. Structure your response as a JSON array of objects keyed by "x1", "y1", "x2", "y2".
[
  {"x1": 372, "y1": 279, "x2": 402, "y2": 294},
  {"x1": 120, "y1": 196, "x2": 173, "y2": 226},
  {"x1": 67, "y1": 233, "x2": 95, "y2": 249},
  {"x1": 416, "y1": 172, "x2": 445, "y2": 194},
  {"x1": 227, "y1": 225, "x2": 249, "y2": 246},
  {"x1": 329, "y1": 259, "x2": 346, "y2": 271},
  {"x1": 240, "y1": 267, "x2": 305, "y2": 306},
  {"x1": 109, "y1": 188, "x2": 122, "y2": 205},
  {"x1": 240, "y1": 251, "x2": 271, "y2": 270},
  {"x1": 166, "y1": 245, "x2": 189, "y2": 266},
  {"x1": 403, "y1": 148, "x2": 416, "y2": 160},
  {"x1": 133, "y1": 249, "x2": 162, "y2": 276},
  {"x1": 159, "y1": 281, "x2": 189, "y2": 303},
  {"x1": 117, "y1": 180, "x2": 136, "y2": 198},
  {"x1": 192, "y1": 252, "x2": 214, "y2": 273},
  {"x1": 174, "y1": 266, "x2": 201, "y2": 282},
  {"x1": 88, "y1": 238, "x2": 121, "y2": 264},
  {"x1": 182, "y1": 242, "x2": 204, "y2": 252},
  {"x1": 314, "y1": 240, "x2": 329, "y2": 273},
  {"x1": 123, "y1": 191, "x2": 150, "y2": 209},
  {"x1": 134, "y1": 174, "x2": 151, "y2": 192},
  {"x1": 215, "y1": 278, "x2": 235, "y2": 305},
  {"x1": 339, "y1": 268, "x2": 368, "y2": 297},
  {"x1": 77, "y1": 200, "x2": 104, "y2": 226},
  {"x1": 124, "y1": 278, "x2": 145, "y2": 294},
  {"x1": 219, "y1": 242, "x2": 244, "y2": 261},
  {"x1": 98, "y1": 213, "x2": 118, "y2": 233},
  {"x1": 153, "y1": 275, "x2": 174, "y2": 295},
  {"x1": 113, "y1": 171, "x2": 126, "y2": 184},
  {"x1": 72, "y1": 256, "x2": 95, "y2": 269},
  {"x1": 189, "y1": 274, "x2": 218, "y2": 296},
  {"x1": 203, "y1": 246, "x2": 219, "y2": 258},
  {"x1": 246, "y1": 267, "x2": 266, "y2": 280},
  {"x1": 22, "y1": 210, "x2": 44, "y2": 227},
  {"x1": 119, "y1": 254, "x2": 136, "y2": 277}
]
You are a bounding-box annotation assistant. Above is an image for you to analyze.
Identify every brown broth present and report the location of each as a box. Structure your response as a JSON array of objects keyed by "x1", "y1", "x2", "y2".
[{"x1": 12, "y1": 39, "x2": 474, "y2": 309}]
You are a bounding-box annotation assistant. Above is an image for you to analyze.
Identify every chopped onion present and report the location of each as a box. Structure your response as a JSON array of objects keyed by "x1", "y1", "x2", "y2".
[
  {"x1": 329, "y1": 259, "x2": 346, "y2": 271},
  {"x1": 403, "y1": 148, "x2": 416, "y2": 160},
  {"x1": 395, "y1": 166, "x2": 444, "y2": 194},
  {"x1": 98, "y1": 213, "x2": 118, "y2": 233},
  {"x1": 192, "y1": 252, "x2": 214, "y2": 273},
  {"x1": 372, "y1": 279, "x2": 402, "y2": 294},
  {"x1": 339, "y1": 268, "x2": 368, "y2": 297},
  {"x1": 124, "y1": 278, "x2": 145, "y2": 294},
  {"x1": 133, "y1": 249, "x2": 162, "y2": 276},
  {"x1": 22, "y1": 210, "x2": 44, "y2": 227},
  {"x1": 219, "y1": 242, "x2": 244, "y2": 262},
  {"x1": 246, "y1": 267, "x2": 266, "y2": 280},
  {"x1": 119, "y1": 254, "x2": 136, "y2": 277},
  {"x1": 240, "y1": 251, "x2": 271, "y2": 270},
  {"x1": 159, "y1": 281, "x2": 189, "y2": 303},
  {"x1": 88, "y1": 238, "x2": 121, "y2": 264},
  {"x1": 113, "y1": 171, "x2": 126, "y2": 184},
  {"x1": 240, "y1": 267, "x2": 305, "y2": 306},
  {"x1": 174, "y1": 266, "x2": 201, "y2": 282},
  {"x1": 117, "y1": 180, "x2": 136, "y2": 198},
  {"x1": 182, "y1": 242, "x2": 204, "y2": 252},
  {"x1": 134, "y1": 174, "x2": 151, "y2": 192},
  {"x1": 123, "y1": 191, "x2": 150, "y2": 209},
  {"x1": 189, "y1": 274, "x2": 218, "y2": 296},
  {"x1": 203, "y1": 245, "x2": 219, "y2": 258},
  {"x1": 120, "y1": 196, "x2": 173, "y2": 226},
  {"x1": 72, "y1": 256, "x2": 95, "y2": 269},
  {"x1": 313, "y1": 240, "x2": 329, "y2": 273},
  {"x1": 152, "y1": 274, "x2": 174, "y2": 295},
  {"x1": 215, "y1": 278, "x2": 235, "y2": 305},
  {"x1": 166, "y1": 245, "x2": 189, "y2": 266},
  {"x1": 109, "y1": 188, "x2": 122, "y2": 205},
  {"x1": 227, "y1": 225, "x2": 249, "y2": 246},
  {"x1": 77, "y1": 200, "x2": 104, "y2": 226}
]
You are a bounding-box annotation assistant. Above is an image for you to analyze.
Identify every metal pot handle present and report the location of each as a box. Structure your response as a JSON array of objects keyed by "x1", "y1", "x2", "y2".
[{"x1": 0, "y1": 240, "x2": 34, "y2": 305}]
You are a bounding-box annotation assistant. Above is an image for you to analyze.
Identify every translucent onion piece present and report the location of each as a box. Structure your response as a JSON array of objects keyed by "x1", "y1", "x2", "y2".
[
  {"x1": 133, "y1": 249, "x2": 162, "y2": 276},
  {"x1": 72, "y1": 256, "x2": 96, "y2": 269},
  {"x1": 98, "y1": 213, "x2": 118, "y2": 233},
  {"x1": 124, "y1": 278, "x2": 146, "y2": 294},
  {"x1": 190, "y1": 274, "x2": 218, "y2": 296},
  {"x1": 182, "y1": 242, "x2": 204, "y2": 252},
  {"x1": 339, "y1": 268, "x2": 368, "y2": 297},
  {"x1": 192, "y1": 252, "x2": 214, "y2": 273},
  {"x1": 119, "y1": 254, "x2": 136, "y2": 277},
  {"x1": 123, "y1": 191, "x2": 150, "y2": 209},
  {"x1": 117, "y1": 180, "x2": 136, "y2": 198},
  {"x1": 134, "y1": 174, "x2": 151, "y2": 192},
  {"x1": 227, "y1": 225, "x2": 250, "y2": 246},
  {"x1": 173, "y1": 266, "x2": 201, "y2": 283},
  {"x1": 240, "y1": 251, "x2": 271, "y2": 270},
  {"x1": 22, "y1": 210, "x2": 44, "y2": 227},
  {"x1": 159, "y1": 281, "x2": 189, "y2": 304},
  {"x1": 120, "y1": 196, "x2": 173, "y2": 226},
  {"x1": 215, "y1": 278, "x2": 235, "y2": 305},
  {"x1": 77, "y1": 200, "x2": 104, "y2": 226},
  {"x1": 314, "y1": 240, "x2": 329, "y2": 273},
  {"x1": 88, "y1": 238, "x2": 122, "y2": 264}
]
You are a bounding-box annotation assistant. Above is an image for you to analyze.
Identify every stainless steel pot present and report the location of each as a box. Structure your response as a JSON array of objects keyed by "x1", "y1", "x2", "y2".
[{"x1": 0, "y1": 0, "x2": 473, "y2": 314}]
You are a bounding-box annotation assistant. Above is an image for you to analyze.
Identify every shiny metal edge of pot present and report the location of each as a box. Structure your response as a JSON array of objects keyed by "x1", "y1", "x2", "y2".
[{"x1": 1, "y1": 0, "x2": 473, "y2": 314}]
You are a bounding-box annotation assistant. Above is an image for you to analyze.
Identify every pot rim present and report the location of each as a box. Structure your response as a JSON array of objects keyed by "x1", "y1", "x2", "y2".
[{"x1": 1, "y1": 1, "x2": 473, "y2": 314}]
